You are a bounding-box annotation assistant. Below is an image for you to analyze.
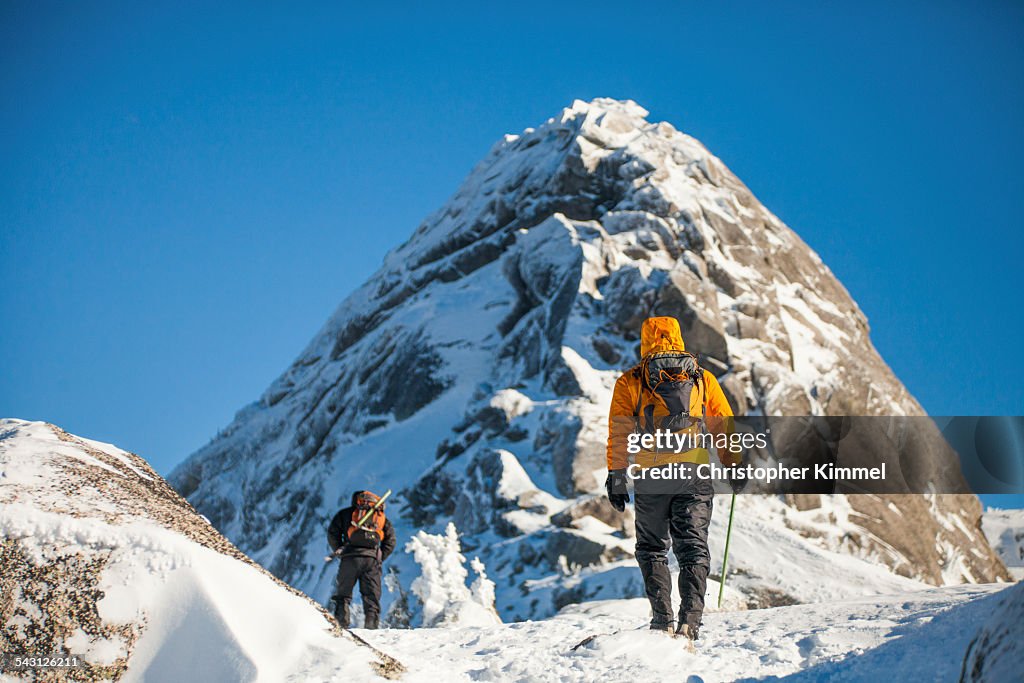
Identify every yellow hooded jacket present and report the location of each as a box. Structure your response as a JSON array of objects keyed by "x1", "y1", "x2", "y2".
[{"x1": 606, "y1": 317, "x2": 735, "y2": 470}]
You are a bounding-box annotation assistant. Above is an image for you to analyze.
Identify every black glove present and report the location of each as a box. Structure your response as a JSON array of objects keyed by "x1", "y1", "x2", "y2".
[
  {"x1": 727, "y1": 464, "x2": 747, "y2": 494},
  {"x1": 605, "y1": 468, "x2": 630, "y2": 512}
]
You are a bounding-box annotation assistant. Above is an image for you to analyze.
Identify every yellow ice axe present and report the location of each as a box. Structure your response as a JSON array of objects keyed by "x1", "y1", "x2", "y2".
[{"x1": 354, "y1": 489, "x2": 391, "y2": 528}]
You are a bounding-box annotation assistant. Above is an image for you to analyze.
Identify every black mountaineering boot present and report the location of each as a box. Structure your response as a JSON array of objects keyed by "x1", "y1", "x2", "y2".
[
  {"x1": 675, "y1": 622, "x2": 699, "y2": 641},
  {"x1": 650, "y1": 616, "x2": 675, "y2": 632},
  {"x1": 364, "y1": 610, "x2": 380, "y2": 630}
]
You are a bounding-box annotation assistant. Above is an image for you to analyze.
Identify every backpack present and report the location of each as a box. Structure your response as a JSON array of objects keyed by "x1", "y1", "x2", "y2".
[
  {"x1": 346, "y1": 490, "x2": 386, "y2": 550},
  {"x1": 632, "y1": 351, "x2": 706, "y2": 437}
]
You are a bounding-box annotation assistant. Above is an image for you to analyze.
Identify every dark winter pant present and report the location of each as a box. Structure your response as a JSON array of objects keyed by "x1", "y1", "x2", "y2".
[
  {"x1": 333, "y1": 555, "x2": 382, "y2": 629},
  {"x1": 634, "y1": 492, "x2": 713, "y2": 631}
]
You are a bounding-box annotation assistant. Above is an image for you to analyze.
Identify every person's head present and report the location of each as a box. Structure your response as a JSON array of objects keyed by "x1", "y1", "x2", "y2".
[
  {"x1": 351, "y1": 490, "x2": 378, "y2": 506},
  {"x1": 640, "y1": 316, "x2": 685, "y2": 358}
]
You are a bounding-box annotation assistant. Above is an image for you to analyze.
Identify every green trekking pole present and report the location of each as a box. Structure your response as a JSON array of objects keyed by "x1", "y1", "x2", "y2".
[{"x1": 717, "y1": 492, "x2": 737, "y2": 609}]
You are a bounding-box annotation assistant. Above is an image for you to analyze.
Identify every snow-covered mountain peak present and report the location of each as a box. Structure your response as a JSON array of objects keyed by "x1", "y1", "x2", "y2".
[
  {"x1": 170, "y1": 101, "x2": 1008, "y2": 622},
  {"x1": 562, "y1": 96, "x2": 650, "y2": 119},
  {"x1": 383, "y1": 97, "x2": 726, "y2": 273}
]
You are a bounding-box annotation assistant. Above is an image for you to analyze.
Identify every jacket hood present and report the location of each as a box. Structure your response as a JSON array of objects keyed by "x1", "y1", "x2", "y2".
[
  {"x1": 351, "y1": 490, "x2": 377, "y2": 506},
  {"x1": 641, "y1": 316, "x2": 685, "y2": 357}
]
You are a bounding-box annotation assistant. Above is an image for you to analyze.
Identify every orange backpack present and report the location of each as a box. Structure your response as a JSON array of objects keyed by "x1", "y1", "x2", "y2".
[{"x1": 346, "y1": 490, "x2": 386, "y2": 549}]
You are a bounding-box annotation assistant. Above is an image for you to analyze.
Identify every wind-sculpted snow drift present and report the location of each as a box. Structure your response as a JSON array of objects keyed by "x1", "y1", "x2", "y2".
[
  {"x1": 0, "y1": 419, "x2": 403, "y2": 681},
  {"x1": 170, "y1": 99, "x2": 1008, "y2": 622}
]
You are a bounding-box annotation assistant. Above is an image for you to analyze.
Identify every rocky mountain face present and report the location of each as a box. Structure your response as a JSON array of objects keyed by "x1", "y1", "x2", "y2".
[
  {"x1": 170, "y1": 99, "x2": 1008, "y2": 621},
  {"x1": 0, "y1": 419, "x2": 401, "y2": 680}
]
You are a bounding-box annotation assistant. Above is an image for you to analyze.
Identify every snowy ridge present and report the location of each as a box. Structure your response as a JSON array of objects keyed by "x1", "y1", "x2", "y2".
[
  {"x1": 0, "y1": 419, "x2": 401, "y2": 681},
  {"x1": 170, "y1": 98, "x2": 1007, "y2": 624}
]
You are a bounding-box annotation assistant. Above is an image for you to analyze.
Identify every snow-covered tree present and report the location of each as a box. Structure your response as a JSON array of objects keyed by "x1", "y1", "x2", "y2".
[{"x1": 405, "y1": 523, "x2": 501, "y2": 627}]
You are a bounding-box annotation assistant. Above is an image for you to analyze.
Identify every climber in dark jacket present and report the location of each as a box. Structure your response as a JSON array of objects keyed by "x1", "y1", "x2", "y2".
[{"x1": 327, "y1": 490, "x2": 397, "y2": 629}]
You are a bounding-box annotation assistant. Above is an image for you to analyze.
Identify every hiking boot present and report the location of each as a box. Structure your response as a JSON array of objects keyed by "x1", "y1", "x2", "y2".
[
  {"x1": 650, "y1": 617, "x2": 676, "y2": 632},
  {"x1": 364, "y1": 611, "x2": 380, "y2": 630},
  {"x1": 675, "y1": 622, "x2": 699, "y2": 641}
]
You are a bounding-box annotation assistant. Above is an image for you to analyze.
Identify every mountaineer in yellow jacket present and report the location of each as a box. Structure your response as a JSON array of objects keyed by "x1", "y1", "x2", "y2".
[{"x1": 605, "y1": 316, "x2": 738, "y2": 641}]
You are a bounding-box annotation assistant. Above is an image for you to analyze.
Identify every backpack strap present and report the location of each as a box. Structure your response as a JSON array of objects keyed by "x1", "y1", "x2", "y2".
[
  {"x1": 630, "y1": 364, "x2": 645, "y2": 431},
  {"x1": 693, "y1": 368, "x2": 707, "y2": 421}
]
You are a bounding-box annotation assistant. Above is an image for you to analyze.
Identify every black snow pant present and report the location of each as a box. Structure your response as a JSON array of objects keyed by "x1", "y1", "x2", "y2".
[
  {"x1": 634, "y1": 491, "x2": 713, "y2": 631},
  {"x1": 333, "y1": 554, "x2": 382, "y2": 629}
]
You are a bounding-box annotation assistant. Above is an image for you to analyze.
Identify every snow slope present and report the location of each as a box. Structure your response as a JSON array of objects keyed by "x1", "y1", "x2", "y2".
[
  {"x1": 0, "y1": 419, "x2": 401, "y2": 682},
  {"x1": 368, "y1": 583, "x2": 1019, "y2": 683},
  {"x1": 961, "y1": 581, "x2": 1024, "y2": 683}
]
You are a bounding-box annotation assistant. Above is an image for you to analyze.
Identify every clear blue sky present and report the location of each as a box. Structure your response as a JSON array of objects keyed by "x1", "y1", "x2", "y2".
[{"x1": 2, "y1": 2, "x2": 1022, "y2": 509}]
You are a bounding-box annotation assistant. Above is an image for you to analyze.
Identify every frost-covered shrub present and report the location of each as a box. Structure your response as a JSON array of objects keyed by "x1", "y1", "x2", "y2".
[{"x1": 405, "y1": 523, "x2": 501, "y2": 627}]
